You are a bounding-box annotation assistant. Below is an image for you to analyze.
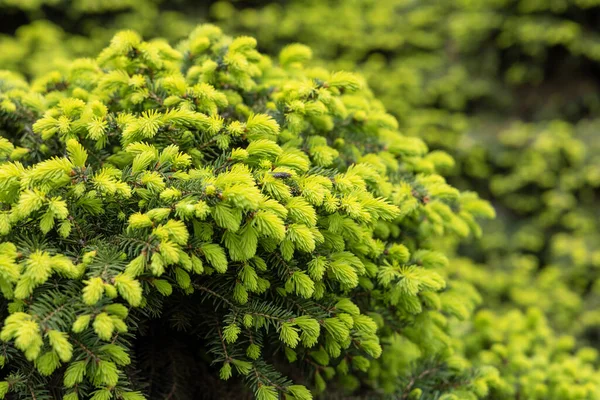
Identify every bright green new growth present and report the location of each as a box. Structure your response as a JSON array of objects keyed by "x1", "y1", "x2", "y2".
[
  {"x1": 4, "y1": 1, "x2": 600, "y2": 398},
  {"x1": 213, "y1": 2, "x2": 600, "y2": 398},
  {"x1": 0, "y1": 26, "x2": 494, "y2": 398}
]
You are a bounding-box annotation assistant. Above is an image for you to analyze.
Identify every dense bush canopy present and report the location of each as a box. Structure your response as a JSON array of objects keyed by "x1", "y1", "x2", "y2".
[
  {"x1": 1, "y1": 0, "x2": 600, "y2": 399},
  {"x1": 0, "y1": 25, "x2": 498, "y2": 399}
]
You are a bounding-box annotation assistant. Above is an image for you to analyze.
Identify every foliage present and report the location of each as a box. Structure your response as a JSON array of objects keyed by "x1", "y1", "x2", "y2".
[
  {"x1": 454, "y1": 119, "x2": 600, "y2": 336},
  {"x1": 0, "y1": 26, "x2": 497, "y2": 399},
  {"x1": 2, "y1": 0, "x2": 600, "y2": 398},
  {"x1": 463, "y1": 308, "x2": 600, "y2": 400},
  {"x1": 0, "y1": 0, "x2": 198, "y2": 77},
  {"x1": 213, "y1": 1, "x2": 600, "y2": 398}
]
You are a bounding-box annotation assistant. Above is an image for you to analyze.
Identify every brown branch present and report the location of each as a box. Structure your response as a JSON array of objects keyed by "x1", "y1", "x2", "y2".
[{"x1": 401, "y1": 367, "x2": 440, "y2": 399}]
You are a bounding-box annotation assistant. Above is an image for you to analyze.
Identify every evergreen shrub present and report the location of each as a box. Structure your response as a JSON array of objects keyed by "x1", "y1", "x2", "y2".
[
  {"x1": 2, "y1": 0, "x2": 600, "y2": 398},
  {"x1": 0, "y1": 26, "x2": 496, "y2": 399},
  {"x1": 213, "y1": 1, "x2": 600, "y2": 398}
]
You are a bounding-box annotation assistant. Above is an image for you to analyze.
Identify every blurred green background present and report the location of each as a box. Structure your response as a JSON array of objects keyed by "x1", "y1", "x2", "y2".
[{"x1": 1, "y1": 0, "x2": 600, "y2": 398}]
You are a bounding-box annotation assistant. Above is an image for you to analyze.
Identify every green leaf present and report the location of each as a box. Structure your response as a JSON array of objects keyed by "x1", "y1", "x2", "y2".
[
  {"x1": 201, "y1": 243, "x2": 228, "y2": 273},
  {"x1": 279, "y1": 322, "x2": 300, "y2": 348},
  {"x1": 255, "y1": 386, "x2": 278, "y2": 400},
  {"x1": 153, "y1": 279, "x2": 173, "y2": 296},
  {"x1": 64, "y1": 360, "x2": 87, "y2": 387},
  {"x1": 82, "y1": 277, "x2": 104, "y2": 305},
  {"x1": 66, "y1": 139, "x2": 88, "y2": 167},
  {"x1": 47, "y1": 330, "x2": 72, "y2": 362}
]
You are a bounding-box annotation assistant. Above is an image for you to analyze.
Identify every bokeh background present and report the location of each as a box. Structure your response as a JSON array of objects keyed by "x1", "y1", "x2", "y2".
[{"x1": 1, "y1": 0, "x2": 600, "y2": 398}]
